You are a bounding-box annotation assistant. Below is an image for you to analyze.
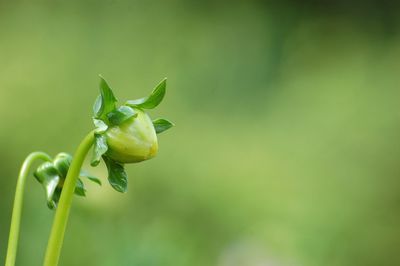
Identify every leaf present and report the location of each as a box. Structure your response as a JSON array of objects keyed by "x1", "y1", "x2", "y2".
[
  {"x1": 91, "y1": 134, "x2": 108, "y2": 167},
  {"x1": 80, "y1": 170, "x2": 102, "y2": 185},
  {"x1": 34, "y1": 162, "x2": 61, "y2": 209},
  {"x1": 94, "y1": 75, "x2": 118, "y2": 120},
  {"x1": 74, "y1": 178, "x2": 86, "y2": 196},
  {"x1": 53, "y1": 153, "x2": 73, "y2": 178},
  {"x1": 103, "y1": 156, "x2": 128, "y2": 193},
  {"x1": 126, "y1": 78, "x2": 166, "y2": 109},
  {"x1": 93, "y1": 95, "x2": 102, "y2": 118},
  {"x1": 152, "y1": 118, "x2": 174, "y2": 134},
  {"x1": 107, "y1": 106, "x2": 137, "y2": 126},
  {"x1": 50, "y1": 189, "x2": 62, "y2": 209},
  {"x1": 93, "y1": 118, "x2": 108, "y2": 133}
]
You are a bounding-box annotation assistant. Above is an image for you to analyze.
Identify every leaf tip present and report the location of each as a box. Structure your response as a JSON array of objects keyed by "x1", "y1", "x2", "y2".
[{"x1": 159, "y1": 78, "x2": 167, "y2": 89}]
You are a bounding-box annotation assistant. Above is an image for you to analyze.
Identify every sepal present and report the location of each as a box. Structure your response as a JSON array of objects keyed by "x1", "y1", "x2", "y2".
[
  {"x1": 152, "y1": 118, "x2": 174, "y2": 134},
  {"x1": 91, "y1": 134, "x2": 108, "y2": 167},
  {"x1": 125, "y1": 78, "x2": 166, "y2": 109},
  {"x1": 103, "y1": 156, "x2": 128, "y2": 193}
]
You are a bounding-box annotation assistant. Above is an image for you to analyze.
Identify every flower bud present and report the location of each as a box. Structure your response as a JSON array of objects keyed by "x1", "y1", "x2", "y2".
[
  {"x1": 105, "y1": 108, "x2": 158, "y2": 163},
  {"x1": 34, "y1": 152, "x2": 101, "y2": 209}
]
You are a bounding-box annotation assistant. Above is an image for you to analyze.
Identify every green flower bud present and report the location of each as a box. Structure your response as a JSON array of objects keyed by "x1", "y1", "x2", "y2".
[
  {"x1": 105, "y1": 108, "x2": 158, "y2": 163},
  {"x1": 90, "y1": 76, "x2": 173, "y2": 192},
  {"x1": 34, "y1": 152, "x2": 101, "y2": 209}
]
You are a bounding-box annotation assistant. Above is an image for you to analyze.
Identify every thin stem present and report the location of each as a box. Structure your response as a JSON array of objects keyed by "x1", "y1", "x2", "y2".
[
  {"x1": 43, "y1": 131, "x2": 95, "y2": 266},
  {"x1": 5, "y1": 152, "x2": 52, "y2": 266}
]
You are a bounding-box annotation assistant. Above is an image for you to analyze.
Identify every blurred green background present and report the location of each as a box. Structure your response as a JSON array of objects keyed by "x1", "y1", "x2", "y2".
[{"x1": 1, "y1": 0, "x2": 400, "y2": 265}]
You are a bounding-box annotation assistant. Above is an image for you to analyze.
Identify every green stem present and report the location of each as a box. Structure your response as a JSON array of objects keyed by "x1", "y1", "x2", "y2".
[
  {"x1": 43, "y1": 131, "x2": 95, "y2": 266},
  {"x1": 5, "y1": 152, "x2": 52, "y2": 266}
]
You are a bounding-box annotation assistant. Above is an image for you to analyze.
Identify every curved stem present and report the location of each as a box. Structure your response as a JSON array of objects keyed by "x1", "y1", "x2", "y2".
[
  {"x1": 5, "y1": 152, "x2": 52, "y2": 266},
  {"x1": 43, "y1": 131, "x2": 95, "y2": 266}
]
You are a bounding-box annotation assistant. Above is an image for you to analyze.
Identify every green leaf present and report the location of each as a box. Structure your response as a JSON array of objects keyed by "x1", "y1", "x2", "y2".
[
  {"x1": 93, "y1": 118, "x2": 108, "y2": 133},
  {"x1": 107, "y1": 106, "x2": 137, "y2": 126},
  {"x1": 80, "y1": 170, "x2": 102, "y2": 185},
  {"x1": 103, "y1": 156, "x2": 128, "y2": 193},
  {"x1": 126, "y1": 78, "x2": 166, "y2": 109},
  {"x1": 74, "y1": 178, "x2": 86, "y2": 196},
  {"x1": 53, "y1": 153, "x2": 72, "y2": 178},
  {"x1": 34, "y1": 162, "x2": 61, "y2": 209},
  {"x1": 94, "y1": 75, "x2": 118, "y2": 120},
  {"x1": 50, "y1": 189, "x2": 62, "y2": 209},
  {"x1": 152, "y1": 118, "x2": 174, "y2": 134},
  {"x1": 91, "y1": 134, "x2": 108, "y2": 167},
  {"x1": 93, "y1": 95, "x2": 102, "y2": 118}
]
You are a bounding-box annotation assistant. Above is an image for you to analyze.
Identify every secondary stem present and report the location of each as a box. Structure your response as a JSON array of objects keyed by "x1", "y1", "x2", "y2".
[
  {"x1": 43, "y1": 131, "x2": 95, "y2": 266},
  {"x1": 5, "y1": 151, "x2": 52, "y2": 266}
]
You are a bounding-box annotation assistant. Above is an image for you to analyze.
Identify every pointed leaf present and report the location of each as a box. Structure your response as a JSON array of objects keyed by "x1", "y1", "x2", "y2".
[
  {"x1": 74, "y1": 178, "x2": 86, "y2": 196},
  {"x1": 91, "y1": 134, "x2": 108, "y2": 166},
  {"x1": 126, "y1": 78, "x2": 166, "y2": 109},
  {"x1": 80, "y1": 170, "x2": 102, "y2": 185},
  {"x1": 94, "y1": 75, "x2": 118, "y2": 120},
  {"x1": 93, "y1": 95, "x2": 102, "y2": 118},
  {"x1": 107, "y1": 106, "x2": 137, "y2": 126},
  {"x1": 103, "y1": 156, "x2": 128, "y2": 193},
  {"x1": 152, "y1": 118, "x2": 174, "y2": 134}
]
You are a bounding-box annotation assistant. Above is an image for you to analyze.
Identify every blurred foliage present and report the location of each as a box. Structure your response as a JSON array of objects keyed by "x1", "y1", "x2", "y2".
[{"x1": 1, "y1": 0, "x2": 400, "y2": 265}]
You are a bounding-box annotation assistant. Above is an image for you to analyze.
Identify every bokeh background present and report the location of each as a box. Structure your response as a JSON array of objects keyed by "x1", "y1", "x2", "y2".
[{"x1": 1, "y1": 0, "x2": 400, "y2": 265}]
